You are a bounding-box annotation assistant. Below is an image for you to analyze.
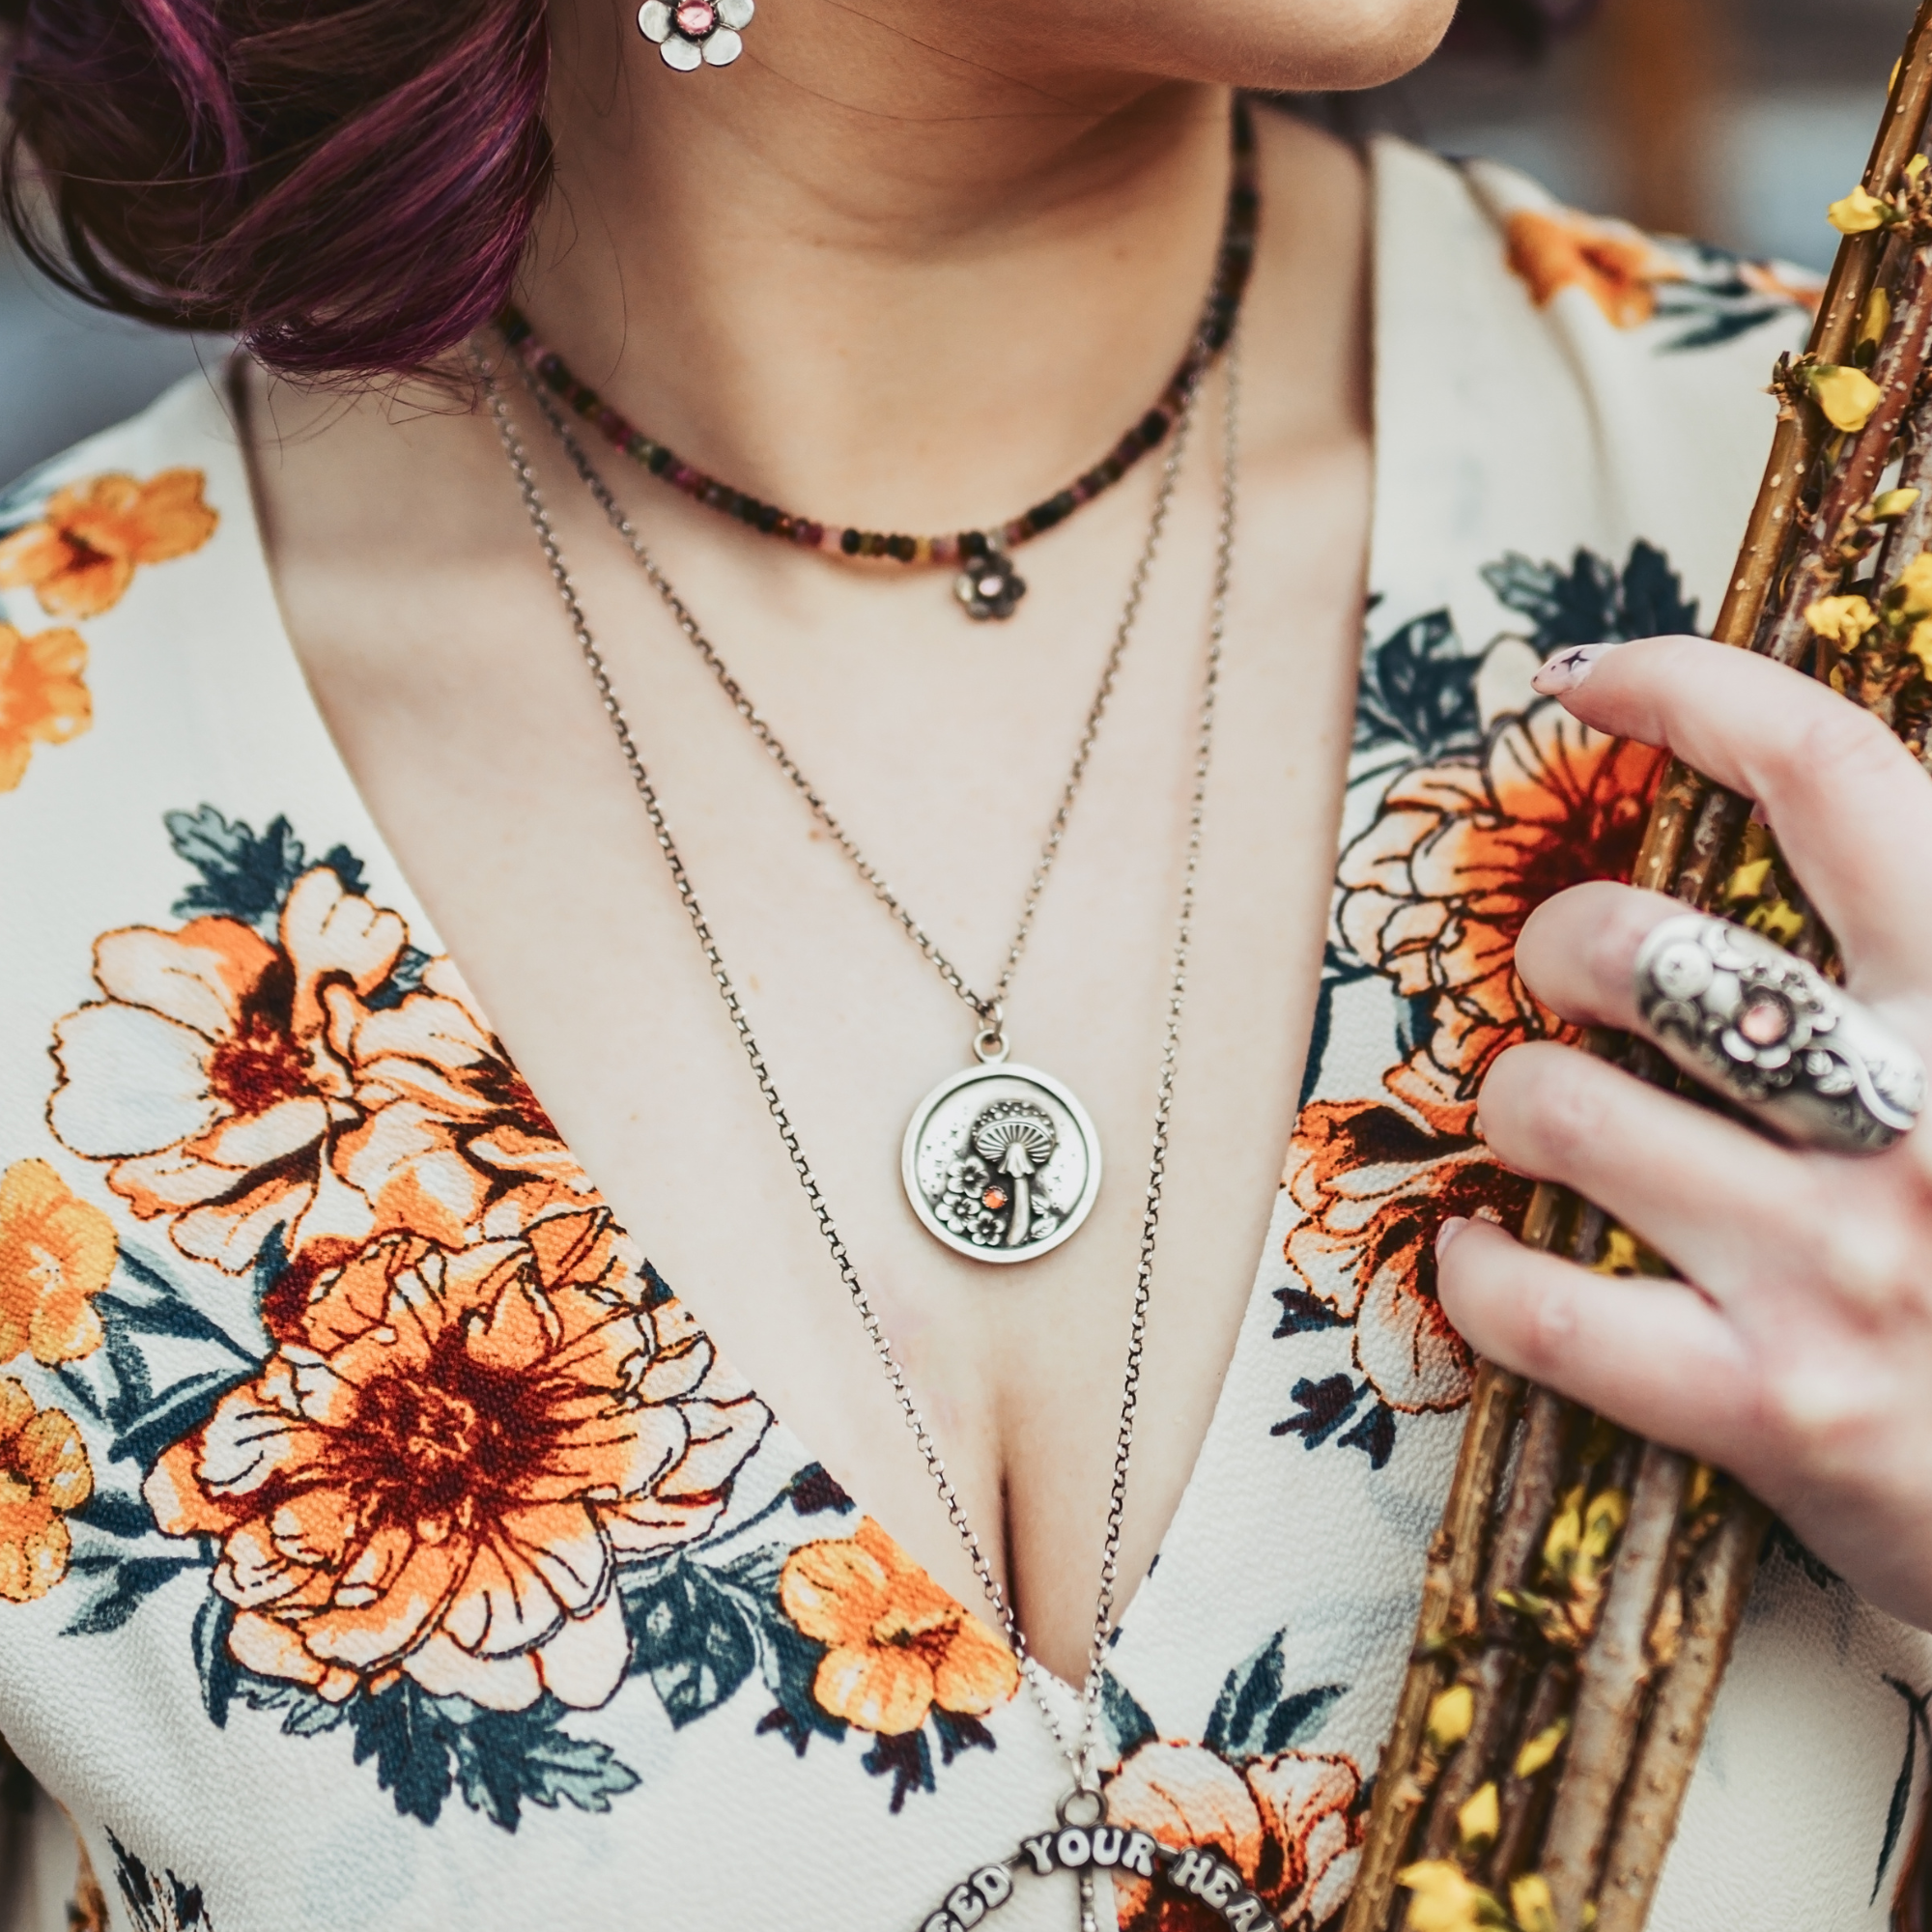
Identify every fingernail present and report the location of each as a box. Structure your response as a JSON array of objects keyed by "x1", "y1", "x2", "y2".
[
  {"x1": 1532, "y1": 643, "x2": 1612, "y2": 696},
  {"x1": 1435, "y1": 1216, "x2": 1471, "y2": 1261}
]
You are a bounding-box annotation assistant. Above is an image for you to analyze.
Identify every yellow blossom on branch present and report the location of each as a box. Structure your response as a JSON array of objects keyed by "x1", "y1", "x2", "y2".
[
  {"x1": 1396, "y1": 1861, "x2": 1509, "y2": 1932},
  {"x1": 1909, "y1": 617, "x2": 1932, "y2": 673},
  {"x1": 1804, "y1": 594, "x2": 1877, "y2": 648},
  {"x1": 1871, "y1": 486, "x2": 1919, "y2": 520},
  {"x1": 1895, "y1": 553, "x2": 1932, "y2": 617},
  {"x1": 1428, "y1": 1683, "x2": 1475, "y2": 1752},
  {"x1": 1457, "y1": 1781, "x2": 1500, "y2": 1853},
  {"x1": 1515, "y1": 1717, "x2": 1571, "y2": 1778},
  {"x1": 1807, "y1": 363, "x2": 1885, "y2": 432},
  {"x1": 1511, "y1": 1874, "x2": 1562, "y2": 1932},
  {"x1": 1828, "y1": 185, "x2": 1890, "y2": 234}
]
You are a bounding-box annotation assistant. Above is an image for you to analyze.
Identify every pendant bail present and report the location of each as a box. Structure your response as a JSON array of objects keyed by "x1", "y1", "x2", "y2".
[{"x1": 973, "y1": 1005, "x2": 1010, "y2": 1065}]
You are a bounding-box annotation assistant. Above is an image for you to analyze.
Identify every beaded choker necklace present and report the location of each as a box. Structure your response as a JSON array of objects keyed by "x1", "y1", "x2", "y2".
[{"x1": 496, "y1": 100, "x2": 1257, "y2": 621}]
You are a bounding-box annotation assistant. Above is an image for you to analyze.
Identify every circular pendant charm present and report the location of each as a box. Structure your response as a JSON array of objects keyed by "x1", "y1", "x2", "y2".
[{"x1": 901, "y1": 1061, "x2": 1101, "y2": 1264}]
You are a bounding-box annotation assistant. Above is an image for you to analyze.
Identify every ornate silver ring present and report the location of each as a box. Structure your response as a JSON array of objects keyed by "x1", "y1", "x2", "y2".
[{"x1": 1633, "y1": 913, "x2": 1925, "y2": 1155}]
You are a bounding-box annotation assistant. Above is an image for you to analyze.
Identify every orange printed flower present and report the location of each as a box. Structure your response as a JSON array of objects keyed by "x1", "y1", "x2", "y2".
[
  {"x1": 50, "y1": 867, "x2": 405, "y2": 1271},
  {"x1": 332, "y1": 956, "x2": 595, "y2": 1247},
  {"x1": 144, "y1": 1208, "x2": 769, "y2": 1710},
  {"x1": 0, "y1": 469, "x2": 217, "y2": 619},
  {"x1": 1337, "y1": 703, "x2": 1666, "y2": 1119},
  {"x1": 1285, "y1": 1096, "x2": 1532, "y2": 1415},
  {"x1": 0, "y1": 1160, "x2": 115, "y2": 1366},
  {"x1": 1505, "y1": 208, "x2": 1680, "y2": 329},
  {"x1": 0, "y1": 1378, "x2": 94, "y2": 1603},
  {"x1": 0, "y1": 624, "x2": 90, "y2": 792},
  {"x1": 1740, "y1": 259, "x2": 1825, "y2": 316},
  {"x1": 1105, "y1": 1739, "x2": 1365, "y2": 1931},
  {"x1": 780, "y1": 1517, "x2": 1019, "y2": 1736}
]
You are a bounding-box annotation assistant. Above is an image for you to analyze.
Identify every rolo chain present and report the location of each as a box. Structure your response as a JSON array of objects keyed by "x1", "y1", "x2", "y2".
[
  {"x1": 475, "y1": 340, "x2": 1240, "y2": 1863},
  {"x1": 510, "y1": 348, "x2": 1195, "y2": 1056}
]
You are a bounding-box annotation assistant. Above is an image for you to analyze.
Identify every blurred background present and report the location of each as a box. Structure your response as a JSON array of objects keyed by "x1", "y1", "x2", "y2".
[{"x1": 0, "y1": 0, "x2": 1918, "y2": 485}]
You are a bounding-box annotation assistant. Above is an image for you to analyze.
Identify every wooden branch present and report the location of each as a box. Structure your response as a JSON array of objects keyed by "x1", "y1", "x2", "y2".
[
  {"x1": 1345, "y1": 1364, "x2": 1522, "y2": 1932},
  {"x1": 1593, "y1": 1496, "x2": 1770, "y2": 1932},
  {"x1": 1354, "y1": 14, "x2": 1932, "y2": 1927},
  {"x1": 1418, "y1": 1393, "x2": 1574, "y2": 1858},
  {"x1": 1541, "y1": 1444, "x2": 1691, "y2": 1923}
]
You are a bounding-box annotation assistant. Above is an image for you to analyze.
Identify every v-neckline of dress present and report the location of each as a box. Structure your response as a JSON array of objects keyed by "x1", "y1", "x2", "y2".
[{"x1": 195, "y1": 191, "x2": 1389, "y2": 1690}]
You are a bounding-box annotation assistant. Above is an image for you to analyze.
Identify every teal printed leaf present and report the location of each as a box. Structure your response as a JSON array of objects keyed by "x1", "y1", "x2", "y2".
[
  {"x1": 164, "y1": 805, "x2": 368, "y2": 936},
  {"x1": 1100, "y1": 1669, "x2": 1158, "y2": 1759},
  {"x1": 754, "y1": 1610, "x2": 847, "y2": 1757},
  {"x1": 68, "y1": 1488, "x2": 156, "y2": 1542},
  {"x1": 1264, "y1": 1684, "x2": 1347, "y2": 1755},
  {"x1": 1206, "y1": 1631, "x2": 1346, "y2": 1762},
  {"x1": 1482, "y1": 542, "x2": 1698, "y2": 658},
  {"x1": 192, "y1": 1595, "x2": 241, "y2": 1729},
  {"x1": 621, "y1": 1557, "x2": 758, "y2": 1728},
  {"x1": 1271, "y1": 1287, "x2": 1345, "y2": 1339},
  {"x1": 88, "y1": 1244, "x2": 262, "y2": 1469},
  {"x1": 1874, "y1": 1677, "x2": 1932, "y2": 1903},
  {"x1": 1353, "y1": 611, "x2": 1482, "y2": 762},
  {"x1": 863, "y1": 1728, "x2": 936, "y2": 1813},
  {"x1": 930, "y1": 1707, "x2": 996, "y2": 1769},
  {"x1": 108, "y1": 1832, "x2": 213, "y2": 1932},
  {"x1": 232, "y1": 1673, "x2": 636, "y2": 1831},
  {"x1": 62, "y1": 1554, "x2": 205, "y2": 1636},
  {"x1": 445, "y1": 1699, "x2": 640, "y2": 1830}
]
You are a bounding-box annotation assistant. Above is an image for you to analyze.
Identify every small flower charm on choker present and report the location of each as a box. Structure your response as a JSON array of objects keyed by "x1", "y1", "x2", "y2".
[
  {"x1": 638, "y1": 0, "x2": 753, "y2": 70},
  {"x1": 954, "y1": 541, "x2": 1028, "y2": 622}
]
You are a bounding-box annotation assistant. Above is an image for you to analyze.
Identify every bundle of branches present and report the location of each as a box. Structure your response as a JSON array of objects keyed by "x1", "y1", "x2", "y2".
[{"x1": 1344, "y1": 14, "x2": 1932, "y2": 1932}]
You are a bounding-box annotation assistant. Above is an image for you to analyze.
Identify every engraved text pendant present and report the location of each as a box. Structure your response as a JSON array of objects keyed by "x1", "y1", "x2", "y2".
[{"x1": 901, "y1": 1062, "x2": 1102, "y2": 1263}]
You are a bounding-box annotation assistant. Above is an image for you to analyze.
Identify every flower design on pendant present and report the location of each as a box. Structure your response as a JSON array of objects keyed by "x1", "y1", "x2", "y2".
[
  {"x1": 638, "y1": 0, "x2": 753, "y2": 70},
  {"x1": 953, "y1": 544, "x2": 1027, "y2": 622}
]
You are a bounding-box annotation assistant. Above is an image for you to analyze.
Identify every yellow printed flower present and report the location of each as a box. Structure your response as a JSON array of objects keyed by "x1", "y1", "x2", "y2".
[
  {"x1": 0, "y1": 1160, "x2": 115, "y2": 1366},
  {"x1": 0, "y1": 624, "x2": 90, "y2": 793},
  {"x1": 0, "y1": 469, "x2": 217, "y2": 619},
  {"x1": 0, "y1": 1378, "x2": 93, "y2": 1603},
  {"x1": 780, "y1": 1518, "x2": 1018, "y2": 1735}
]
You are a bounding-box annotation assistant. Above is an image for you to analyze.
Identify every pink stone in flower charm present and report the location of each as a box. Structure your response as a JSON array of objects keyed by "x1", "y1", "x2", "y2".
[{"x1": 638, "y1": 0, "x2": 753, "y2": 70}]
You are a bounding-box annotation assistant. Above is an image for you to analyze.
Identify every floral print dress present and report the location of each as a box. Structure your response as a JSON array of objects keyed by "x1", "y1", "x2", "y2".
[{"x1": 1, "y1": 139, "x2": 1928, "y2": 1932}]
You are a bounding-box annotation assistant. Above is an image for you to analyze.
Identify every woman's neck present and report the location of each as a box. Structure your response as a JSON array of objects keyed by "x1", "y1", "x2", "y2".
[{"x1": 529, "y1": 3, "x2": 1236, "y2": 531}]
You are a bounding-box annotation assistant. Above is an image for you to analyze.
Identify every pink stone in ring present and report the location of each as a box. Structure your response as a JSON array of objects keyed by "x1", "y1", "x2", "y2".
[
  {"x1": 1738, "y1": 996, "x2": 1792, "y2": 1047},
  {"x1": 675, "y1": 0, "x2": 716, "y2": 34}
]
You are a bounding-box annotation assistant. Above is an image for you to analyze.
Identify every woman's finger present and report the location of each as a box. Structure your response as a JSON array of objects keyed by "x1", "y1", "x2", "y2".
[
  {"x1": 1537, "y1": 636, "x2": 1932, "y2": 999},
  {"x1": 1435, "y1": 1216, "x2": 1751, "y2": 1463},
  {"x1": 1477, "y1": 1037, "x2": 1813, "y2": 1303},
  {"x1": 1513, "y1": 879, "x2": 1679, "y2": 1033}
]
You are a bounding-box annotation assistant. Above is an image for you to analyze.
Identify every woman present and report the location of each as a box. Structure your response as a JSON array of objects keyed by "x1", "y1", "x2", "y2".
[{"x1": 0, "y1": 0, "x2": 1928, "y2": 1926}]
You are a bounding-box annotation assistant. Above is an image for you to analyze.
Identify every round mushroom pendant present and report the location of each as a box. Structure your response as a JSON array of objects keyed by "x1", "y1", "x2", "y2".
[{"x1": 901, "y1": 1056, "x2": 1101, "y2": 1264}]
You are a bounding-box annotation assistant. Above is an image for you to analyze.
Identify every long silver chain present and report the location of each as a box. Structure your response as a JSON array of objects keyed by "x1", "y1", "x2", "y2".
[
  {"x1": 508, "y1": 350, "x2": 1196, "y2": 1053},
  {"x1": 478, "y1": 344, "x2": 1239, "y2": 1862}
]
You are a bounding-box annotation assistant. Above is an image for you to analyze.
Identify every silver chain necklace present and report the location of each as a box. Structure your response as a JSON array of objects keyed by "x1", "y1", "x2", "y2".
[
  {"x1": 479, "y1": 348, "x2": 1247, "y2": 1932},
  {"x1": 508, "y1": 347, "x2": 1196, "y2": 1267}
]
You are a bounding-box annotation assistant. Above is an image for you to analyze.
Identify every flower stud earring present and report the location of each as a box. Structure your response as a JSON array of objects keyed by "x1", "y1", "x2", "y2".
[{"x1": 638, "y1": 0, "x2": 753, "y2": 69}]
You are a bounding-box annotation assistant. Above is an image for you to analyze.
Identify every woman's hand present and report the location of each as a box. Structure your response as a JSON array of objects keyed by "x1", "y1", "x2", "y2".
[{"x1": 1436, "y1": 634, "x2": 1932, "y2": 1633}]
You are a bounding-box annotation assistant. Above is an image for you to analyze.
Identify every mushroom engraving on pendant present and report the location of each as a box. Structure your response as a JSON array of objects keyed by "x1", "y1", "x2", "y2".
[{"x1": 972, "y1": 1102, "x2": 1057, "y2": 1249}]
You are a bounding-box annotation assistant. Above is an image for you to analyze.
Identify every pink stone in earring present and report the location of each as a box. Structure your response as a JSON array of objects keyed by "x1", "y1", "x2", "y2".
[{"x1": 639, "y1": 0, "x2": 753, "y2": 70}]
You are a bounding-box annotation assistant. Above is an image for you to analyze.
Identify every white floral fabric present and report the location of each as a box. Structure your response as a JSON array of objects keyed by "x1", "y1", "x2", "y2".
[{"x1": 0, "y1": 136, "x2": 1928, "y2": 1932}]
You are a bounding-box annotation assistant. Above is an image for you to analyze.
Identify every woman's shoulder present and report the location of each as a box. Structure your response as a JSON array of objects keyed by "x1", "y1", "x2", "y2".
[{"x1": 1366, "y1": 136, "x2": 1819, "y2": 652}]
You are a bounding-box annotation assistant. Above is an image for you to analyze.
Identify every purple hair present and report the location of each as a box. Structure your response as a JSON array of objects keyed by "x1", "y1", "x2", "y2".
[
  {"x1": 0, "y1": 0, "x2": 552, "y2": 380},
  {"x1": 0, "y1": 0, "x2": 1581, "y2": 381}
]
